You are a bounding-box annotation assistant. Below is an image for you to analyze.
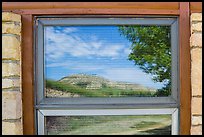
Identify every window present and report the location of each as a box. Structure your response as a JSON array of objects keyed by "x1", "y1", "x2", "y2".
[{"x1": 35, "y1": 17, "x2": 179, "y2": 135}]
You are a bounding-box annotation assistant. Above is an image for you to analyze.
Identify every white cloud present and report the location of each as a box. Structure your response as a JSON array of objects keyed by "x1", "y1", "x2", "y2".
[
  {"x1": 44, "y1": 26, "x2": 127, "y2": 61},
  {"x1": 98, "y1": 45, "x2": 122, "y2": 57},
  {"x1": 62, "y1": 27, "x2": 78, "y2": 33}
]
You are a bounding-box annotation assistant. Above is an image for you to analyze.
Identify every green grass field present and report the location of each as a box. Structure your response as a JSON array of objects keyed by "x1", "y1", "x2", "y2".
[
  {"x1": 46, "y1": 115, "x2": 171, "y2": 135},
  {"x1": 45, "y1": 80, "x2": 171, "y2": 135},
  {"x1": 46, "y1": 79, "x2": 157, "y2": 97}
]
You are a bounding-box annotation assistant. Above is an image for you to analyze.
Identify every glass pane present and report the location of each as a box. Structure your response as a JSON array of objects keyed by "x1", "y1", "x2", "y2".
[
  {"x1": 44, "y1": 25, "x2": 171, "y2": 98},
  {"x1": 45, "y1": 115, "x2": 171, "y2": 135}
]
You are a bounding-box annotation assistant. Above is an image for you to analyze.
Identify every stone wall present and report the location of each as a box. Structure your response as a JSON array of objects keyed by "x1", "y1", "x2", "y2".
[
  {"x1": 190, "y1": 13, "x2": 202, "y2": 135},
  {"x1": 2, "y1": 12, "x2": 23, "y2": 135}
]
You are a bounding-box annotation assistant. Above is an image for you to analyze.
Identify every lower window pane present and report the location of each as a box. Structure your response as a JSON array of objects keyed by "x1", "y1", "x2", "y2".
[{"x1": 45, "y1": 115, "x2": 171, "y2": 135}]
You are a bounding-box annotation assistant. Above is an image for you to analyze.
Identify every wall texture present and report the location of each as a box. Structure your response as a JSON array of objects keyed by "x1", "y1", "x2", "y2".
[
  {"x1": 190, "y1": 13, "x2": 202, "y2": 135},
  {"x1": 2, "y1": 12, "x2": 23, "y2": 135}
]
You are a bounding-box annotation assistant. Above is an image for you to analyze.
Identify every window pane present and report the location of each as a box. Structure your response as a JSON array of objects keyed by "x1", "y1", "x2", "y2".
[
  {"x1": 45, "y1": 115, "x2": 171, "y2": 135},
  {"x1": 44, "y1": 25, "x2": 171, "y2": 98}
]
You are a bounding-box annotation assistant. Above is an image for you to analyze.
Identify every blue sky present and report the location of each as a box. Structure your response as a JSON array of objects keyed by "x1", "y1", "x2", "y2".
[{"x1": 44, "y1": 26, "x2": 165, "y2": 89}]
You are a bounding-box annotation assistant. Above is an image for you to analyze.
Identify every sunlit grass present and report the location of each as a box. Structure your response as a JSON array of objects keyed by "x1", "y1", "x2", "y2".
[
  {"x1": 46, "y1": 79, "x2": 157, "y2": 97},
  {"x1": 46, "y1": 115, "x2": 171, "y2": 135}
]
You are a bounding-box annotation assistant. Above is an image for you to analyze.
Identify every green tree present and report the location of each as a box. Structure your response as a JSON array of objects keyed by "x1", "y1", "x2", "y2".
[{"x1": 118, "y1": 25, "x2": 171, "y2": 96}]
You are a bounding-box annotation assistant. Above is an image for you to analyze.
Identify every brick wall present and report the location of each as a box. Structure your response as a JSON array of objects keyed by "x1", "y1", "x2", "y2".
[
  {"x1": 190, "y1": 13, "x2": 202, "y2": 135},
  {"x1": 2, "y1": 12, "x2": 23, "y2": 135}
]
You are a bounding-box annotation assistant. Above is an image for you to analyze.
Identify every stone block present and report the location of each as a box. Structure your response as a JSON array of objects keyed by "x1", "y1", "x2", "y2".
[
  {"x1": 2, "y1": 35, "x2": 20, "y2": 60},
  {"x1": 191, "y1": 48, "x2": 202, "y2": 96},
  {"x1": 191, "y1": 97, "x2": 202, "y2": 115},
  {"x1": 191, "y1": 125, "x2": 202, "y2": 135},
  {"x1": 191, "y1": 13, "x2": 202, "y2": 22},
  {"x1": 2, "y1": 78, "x2": 21, "y2": 89},
  {"x1": 192, "y1": 116, "x2": 202, "y2": 125},
  {"x1": 2, "y1": 12, "x2": 21, "y2": 22},
  {"x1": 190, "y1": 33, "x2": 202, "y2": 47},
  {"x1": 2, "y1": 121, "x2": 23, "y2": 135},
  {"x1": 2, "y1": 63, "x2": 20, "y2": 77},
  {"x1": 2, "y1": 91, "x2": 22, "y2": 120},
  {"x1": 2, "y1": 22, "x2": 21, "y2": 35},
  {"x1": 191, "y1": 22, "x2": 202, "y2": 32}
]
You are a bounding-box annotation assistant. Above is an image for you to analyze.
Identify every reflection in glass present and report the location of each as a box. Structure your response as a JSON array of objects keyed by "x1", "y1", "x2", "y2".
[
  {"x1": 45, "y1": 115, "x2": 171, "y2": 135},
  {"x1": 44, "y1": 25, "x2": 171, "y2": 98}
]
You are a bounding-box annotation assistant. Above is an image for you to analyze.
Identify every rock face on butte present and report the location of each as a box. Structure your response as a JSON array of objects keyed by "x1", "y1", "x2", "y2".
[{"x1": 59, "y1": 73, "x2": 156, "y2": 91}]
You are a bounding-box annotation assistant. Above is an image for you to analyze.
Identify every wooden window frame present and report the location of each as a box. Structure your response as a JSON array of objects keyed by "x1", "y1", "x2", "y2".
[{"x1": 3, "y1": 2, "x2": 201, "y2": 135}]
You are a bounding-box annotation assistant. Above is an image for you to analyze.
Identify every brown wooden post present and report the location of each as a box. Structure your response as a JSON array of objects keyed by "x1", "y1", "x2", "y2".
[
  {"x1": 21, "y1": 14, "x2": 35, "y2": 135},
  {"x1": 179, "y1": 2, "x2": 191, "y2": 135}
]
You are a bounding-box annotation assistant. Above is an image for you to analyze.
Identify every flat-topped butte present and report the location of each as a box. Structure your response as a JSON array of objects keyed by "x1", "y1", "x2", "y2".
[{"x1": 59, "y1": 74, "x2": 156, "y2": 92}]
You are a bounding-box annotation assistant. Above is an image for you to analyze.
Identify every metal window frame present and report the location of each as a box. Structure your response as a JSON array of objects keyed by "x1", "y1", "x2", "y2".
[
  {"x1": 37, "y1": 108, "x2": 179, "y2": 135},
  {"x1": 35, "y1": 17, "x2": 179, "y2": 107},
  {"x1": 34, "y1": 17, "x2": 179, "y2": 135}
]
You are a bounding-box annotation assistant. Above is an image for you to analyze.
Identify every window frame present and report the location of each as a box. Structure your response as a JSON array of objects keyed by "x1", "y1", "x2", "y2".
[
  {"x1": 35, "y1": 17, "x2": 179, "y2": 107},
  {"x1": 6, "y1": 2, "x2": 192, "y2": 135},
  {"x1": 37, "y1": 108, "x2": 179, "y2": 135},
  {"x1": 34, "y1": 16, "x2": 180, "y2": 135}
]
